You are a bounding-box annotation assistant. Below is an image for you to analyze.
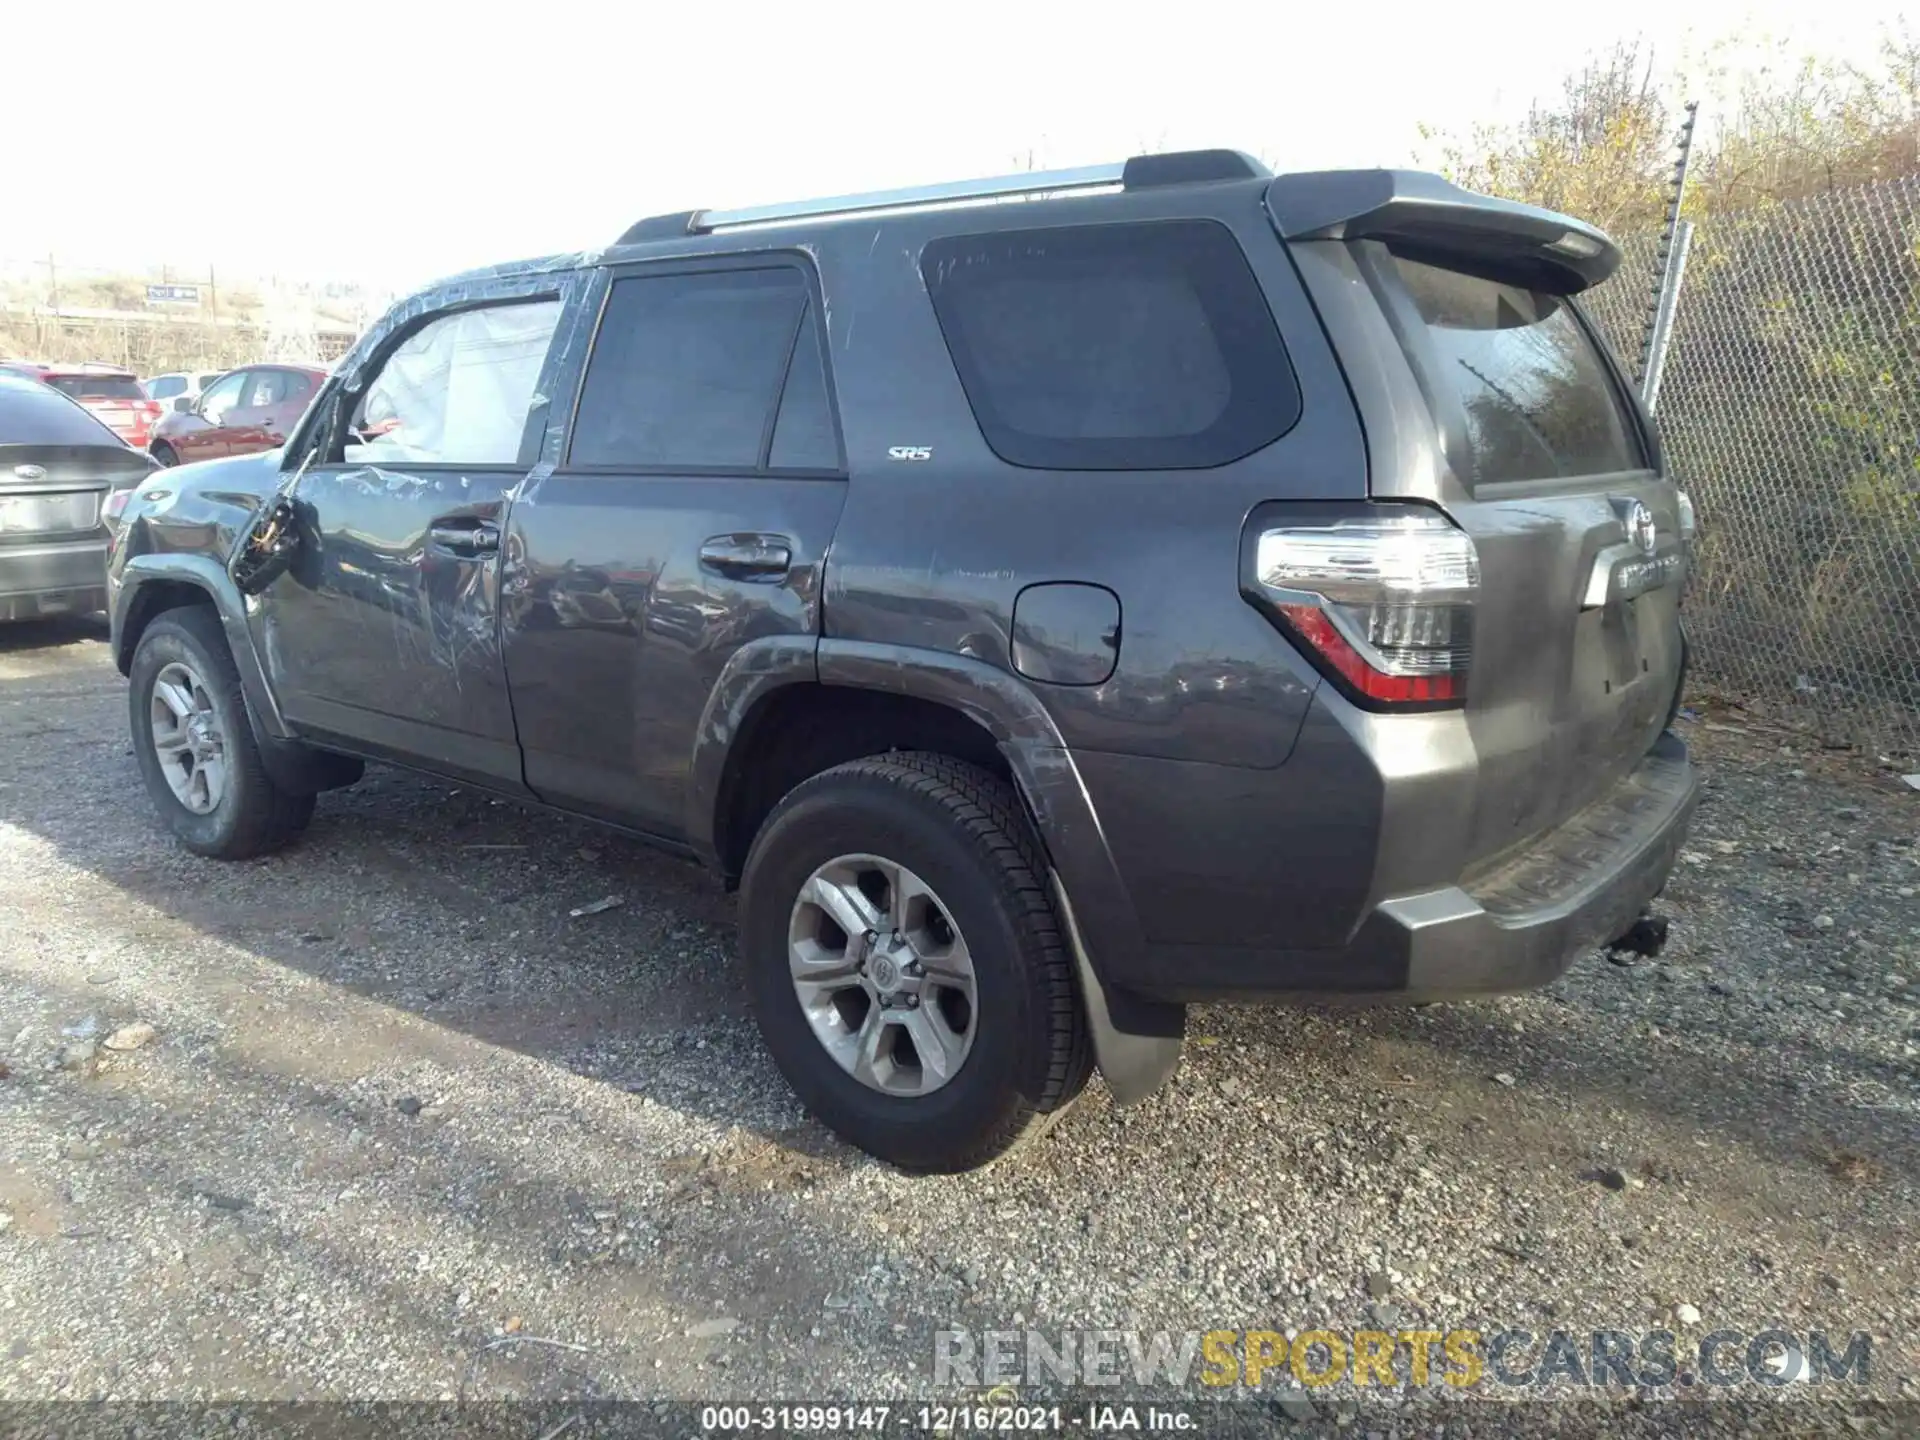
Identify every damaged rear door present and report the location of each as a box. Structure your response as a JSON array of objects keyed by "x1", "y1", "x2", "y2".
[
  {"x1": 499, "y1": 256, "x2": 847, "y2": 839},
  {"x1": 255, "y1": 292, "x2": 568, "y2": 790}
]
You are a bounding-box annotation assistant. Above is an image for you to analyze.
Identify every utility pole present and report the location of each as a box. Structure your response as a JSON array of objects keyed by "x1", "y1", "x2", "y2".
[{"x1": 46, "y1": 253, "x2": 58, "y2": 314}]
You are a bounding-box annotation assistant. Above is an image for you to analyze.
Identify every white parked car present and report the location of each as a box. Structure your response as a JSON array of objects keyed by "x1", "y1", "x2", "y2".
[{"x1": 140, "y1": 370, "x2": 227, "y2": 413}]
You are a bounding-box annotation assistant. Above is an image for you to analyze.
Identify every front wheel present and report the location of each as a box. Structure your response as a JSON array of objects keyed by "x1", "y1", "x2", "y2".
[
  {"x1": 128, "y1": 605, "x2": 314, "y2": 859},
  {"x1": 150, "y1": 442, "x2": 179, "y2": 467},
  {"x1": 739, "y1": 753, "x2": 1090, "y2": 1172}
]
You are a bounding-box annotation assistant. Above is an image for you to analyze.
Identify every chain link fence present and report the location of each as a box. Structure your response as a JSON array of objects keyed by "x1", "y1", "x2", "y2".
[{"x1": 1585, "y1": 177, "x2": 1920, "y2": 757}]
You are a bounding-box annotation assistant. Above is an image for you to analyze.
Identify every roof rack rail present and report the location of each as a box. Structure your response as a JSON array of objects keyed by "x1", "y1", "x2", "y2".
[{"x1": 614, "y1": 149, "x2": 1268, "y2": 245}]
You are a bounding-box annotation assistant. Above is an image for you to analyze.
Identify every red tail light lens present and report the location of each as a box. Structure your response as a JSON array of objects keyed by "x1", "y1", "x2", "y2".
[{"x1": 1252, "y1": 508, "x2": 1479, "y2": 708}]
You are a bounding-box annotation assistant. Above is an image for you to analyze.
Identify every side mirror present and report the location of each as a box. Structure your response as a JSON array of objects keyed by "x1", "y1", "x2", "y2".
[{"x1": 173, "y1": 396, "x2": 193, "y2": 414}]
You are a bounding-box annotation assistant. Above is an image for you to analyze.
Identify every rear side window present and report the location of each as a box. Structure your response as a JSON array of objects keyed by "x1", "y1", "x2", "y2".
[
  {"x1": 45, "y1": 375, "x2": 144, "y2": 401},
  {"x1": 921, "y1": 220, "x2": 1300, "y2": 471},
  {"x1": 768, "y1": 301, "x2": 837, "y2": 470},
  {"x1": 250, "y1": 370, "x2": 308, "y2": 406},
  {"x1": 0, "y1": 379, "x2": 123, "y2": 445},
  {"x1": 568, "y1": 266, "x2": 839, "y2": 472},
  {"x1": 1385, "y1": 253, "x2": 1645, "y2": 484}
]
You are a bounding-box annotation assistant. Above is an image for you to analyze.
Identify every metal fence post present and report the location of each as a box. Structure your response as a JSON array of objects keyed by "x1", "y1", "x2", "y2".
[
  {"x1": 1640, "y1": 219, "x2": 1693, "y2": 416},
  {"x1": 1638, "y1": 100, "x2": 1700, "y2": 386}
]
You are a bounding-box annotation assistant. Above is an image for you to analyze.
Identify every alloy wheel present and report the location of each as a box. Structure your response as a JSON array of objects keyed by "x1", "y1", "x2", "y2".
[
  {"x1": 786, "y1": 853, "x2": 978, "y2": 1096},
  {"x1": 148, "y1": 660, "x2": 228, "y2": 815}
]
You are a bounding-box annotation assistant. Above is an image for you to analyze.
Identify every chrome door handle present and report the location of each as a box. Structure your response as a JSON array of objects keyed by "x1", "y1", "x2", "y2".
[
  {"x1": 698, "y1": 534, "x2": 792, "y2": 579},
  {"x1": 430, "y1": 521, "x2": 499, "y2": 555}
]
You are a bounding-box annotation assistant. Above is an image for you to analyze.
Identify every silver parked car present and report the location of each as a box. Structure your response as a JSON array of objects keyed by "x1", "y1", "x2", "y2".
[{"x1": 0, "y1": 373, "x2": 156, "y2": 621}]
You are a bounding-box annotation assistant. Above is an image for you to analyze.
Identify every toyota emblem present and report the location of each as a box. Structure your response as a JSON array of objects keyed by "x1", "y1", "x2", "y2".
[{"x1": 1625, "y1": 500, "x2": 1657, "y2": 555}]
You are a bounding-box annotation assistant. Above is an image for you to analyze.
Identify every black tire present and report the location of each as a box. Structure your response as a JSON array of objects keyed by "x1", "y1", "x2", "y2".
[
  {"x1": 128, "y1": 605, "x2": 315, "y2": 859},
  {"x1": 739, "y1": 752, "x2": 1091, "y2": 1172},
  {"x1": 150, "y1": 442, "x2": 178, "y2": 467}
]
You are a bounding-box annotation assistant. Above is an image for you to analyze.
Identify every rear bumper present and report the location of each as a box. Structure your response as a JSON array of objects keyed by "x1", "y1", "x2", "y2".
[
  {"x1": 1107, "y1": 731, "x2": 1698, "y2": 1003},
  {"x1": 0, "y1": 540, "x2": 109, "y2": 621}
]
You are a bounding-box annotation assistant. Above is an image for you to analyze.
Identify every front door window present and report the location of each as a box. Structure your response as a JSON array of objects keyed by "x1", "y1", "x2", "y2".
[{"x1": 345, "y1": 302, "x2": 563, "y2": 466}]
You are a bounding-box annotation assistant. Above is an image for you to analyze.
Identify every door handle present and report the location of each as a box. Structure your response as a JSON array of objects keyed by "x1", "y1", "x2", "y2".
[
  {"x1": 429, "y1": 521, "x2": 500, "y2": 556},
  {"x1": 699, "y1": 533, "x2": 792, "y2": 579}
]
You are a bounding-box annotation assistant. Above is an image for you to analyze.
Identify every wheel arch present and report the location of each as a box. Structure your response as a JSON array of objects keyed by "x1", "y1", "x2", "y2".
[
  {"x1": 691, "y1": 636, "x2": 1185, "y2": 1102},
  {"x1": 115, "y1": 555, "x2": 360, "y2": 795}
]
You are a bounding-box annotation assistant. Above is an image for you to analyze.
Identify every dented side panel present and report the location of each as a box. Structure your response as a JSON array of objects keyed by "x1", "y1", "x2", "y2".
[
  {"x1": 249, "y1": 264, "x2": 600, "y2": 792},
  {"x1": 499, "y1": 257, "x2": 850, "y2": 839}
]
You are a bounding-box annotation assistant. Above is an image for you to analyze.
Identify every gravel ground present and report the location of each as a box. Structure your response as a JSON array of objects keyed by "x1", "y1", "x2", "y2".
[{"x1": 1, "y1": 615, "x2": 1916, "y2": 1434}]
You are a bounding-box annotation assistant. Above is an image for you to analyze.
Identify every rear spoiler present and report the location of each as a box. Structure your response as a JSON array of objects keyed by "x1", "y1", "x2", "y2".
[{"x1": 1264, "y1": 170, "x2": 1620, "y2": 294}]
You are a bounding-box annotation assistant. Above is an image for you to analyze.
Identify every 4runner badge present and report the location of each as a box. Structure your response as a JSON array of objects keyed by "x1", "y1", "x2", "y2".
[{"x1": 887, "y1": 445, "x2": 932, "y2": 462}]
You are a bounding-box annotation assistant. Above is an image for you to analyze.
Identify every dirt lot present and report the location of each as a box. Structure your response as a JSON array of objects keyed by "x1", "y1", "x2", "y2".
[{"x1": 1, "y1": 615, "x2": 1916, "y2": 1432}]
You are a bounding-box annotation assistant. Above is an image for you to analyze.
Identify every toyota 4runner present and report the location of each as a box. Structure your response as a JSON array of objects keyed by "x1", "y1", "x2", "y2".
[{"x1": 107, "y1": 150, "x2": 1699, "y2": 1172}]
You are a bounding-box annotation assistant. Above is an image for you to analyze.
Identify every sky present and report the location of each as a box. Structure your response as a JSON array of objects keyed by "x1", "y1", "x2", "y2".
[{"x1": 4, "y1": 0, "x2": 1906, "y2": 294}]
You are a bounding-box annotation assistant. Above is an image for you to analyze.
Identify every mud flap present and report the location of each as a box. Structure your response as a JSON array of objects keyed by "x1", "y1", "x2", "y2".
[
  {"x1": 239, "y1": 688, "x2": 364, "y2": 796},
  {"x1": 1048, "y1": 870, "x2": 1185, "y2": 1104}
]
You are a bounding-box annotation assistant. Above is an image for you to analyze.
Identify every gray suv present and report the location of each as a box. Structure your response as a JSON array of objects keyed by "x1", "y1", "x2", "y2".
[{"x1": 106, "y1": 150, "x2": 1698, "y2": 1171}]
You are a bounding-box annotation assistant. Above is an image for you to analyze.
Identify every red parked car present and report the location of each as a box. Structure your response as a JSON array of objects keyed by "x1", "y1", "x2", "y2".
[
  {"x1": 0, "y1": 361, "x2": 161, "y2": 450},
  {"x1": 147, "y1": 364, "x2": 327, "y2": 467}
]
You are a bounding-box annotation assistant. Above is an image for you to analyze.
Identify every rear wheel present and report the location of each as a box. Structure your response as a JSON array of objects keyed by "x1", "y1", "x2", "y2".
[
  {"x1": 128, "y1": 606, "x2": 314, "y2": 859},
  {"x1": 150, "y1": 442, "x2": 178, "y2": 467},
  {"x1": 739, "y1": 753, "x2": 1090, "y2": 1172}
]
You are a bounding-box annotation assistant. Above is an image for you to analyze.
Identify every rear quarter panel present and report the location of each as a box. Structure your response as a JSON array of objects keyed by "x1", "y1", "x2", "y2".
[{"x1": 813, "y1": 183, "x2": 1364, "y2": 772}]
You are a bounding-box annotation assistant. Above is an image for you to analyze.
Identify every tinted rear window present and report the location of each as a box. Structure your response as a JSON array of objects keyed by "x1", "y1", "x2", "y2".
[
  {"x1": 921, "y1": 220, "x2": 1300, "y2": 471},
  {"x1": 568, "y1": 267, "x2": 833, "y2": 472},
  {"x1": 0, "y1": 378, "x2": 124, "y2": 445},
  {"x1": 147, "y1": 375, "x2": 187, "y2": 400},
  {"x1": 45, "y1": 375, "x2": 144, "y2": 401},
  {"x1": 1386, "y1": 253, "x2": 1644, "y2": 484}
]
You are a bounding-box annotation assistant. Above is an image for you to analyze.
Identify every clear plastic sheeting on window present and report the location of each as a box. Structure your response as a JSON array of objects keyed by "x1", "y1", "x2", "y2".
[
  {"x1": 312, "y1": 250, "x2": 599, "y2": 473},
  {"x1": 346, "y1": 300, "x2": 562, "y2": 467}
]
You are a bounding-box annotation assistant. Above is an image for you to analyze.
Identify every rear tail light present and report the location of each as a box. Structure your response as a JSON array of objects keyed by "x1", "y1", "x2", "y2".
[
  {"x1": 103, "y1": 488, "x2": 133, "y2": 524},
  {"x1": 1251, "y1": 507, "x2": 1479, "y2": 708}
]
